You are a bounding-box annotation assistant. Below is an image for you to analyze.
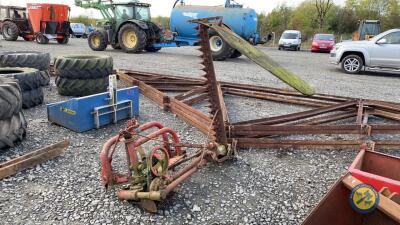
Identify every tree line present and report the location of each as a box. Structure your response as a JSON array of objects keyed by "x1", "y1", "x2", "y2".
[{"x1": 258, "y1": 0, "x2": 400, "y2": 41}]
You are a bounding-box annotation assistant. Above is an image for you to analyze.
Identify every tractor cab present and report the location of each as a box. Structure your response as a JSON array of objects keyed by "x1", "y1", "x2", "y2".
[
  {"x1": 114, "y1": 2, "x2": 151, "y2": 22},
  {"x1": 0, "y1": 6, "x2": 27, "y2": 20}
]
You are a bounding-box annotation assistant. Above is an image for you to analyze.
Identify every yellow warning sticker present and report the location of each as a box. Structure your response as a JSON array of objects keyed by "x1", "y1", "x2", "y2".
[
  {"x1": 61, "y1": 108, "x2": 76, "y2": 116},
  {"x1": 349, "y1": 184, "x2": 379, "y2": 214}
]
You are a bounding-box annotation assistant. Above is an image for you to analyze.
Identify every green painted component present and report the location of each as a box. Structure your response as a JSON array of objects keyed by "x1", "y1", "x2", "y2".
[
  {"x1": 208, "y1": 24, "x2": 315, "y2": 96},
  {"x1": 75, "y1": 0, "x2": 155, "y2": 46}
]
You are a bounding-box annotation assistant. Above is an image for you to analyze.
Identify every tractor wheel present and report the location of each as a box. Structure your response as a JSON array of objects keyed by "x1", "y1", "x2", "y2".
[
  {"x1": 1, "y1": 21, "x2": 19, "y2": 41},
  {"x1": 55, "y1": 76, "x2": 109, "y2": 97},
  {"x1": 0, "y1": 67, "x2": 41, "y2": 91},
  {"x1": 118, "y1": 23, "x2": 146, "y2": 53},
  {"x1": 145, "y1": 46, "x2": 161, "y2": 52},
  {"x1": 36, "y1": 33, "x2": 49, "y2": 44},
  {"x1": 0, "y1": 51, "x2": 51, "y2": 71},
  {"x1": 88, "y1": 30, "x2": 108, "y2": 51},
  {"x1": 0, "y1": 78, "x2": 22, "y2": 120},
  {"x1": 57, "y1": 35, "x2": 69, "y2": 44},
  {"x1": 22, "y1": 87, "x2": 44, "y2": 109},
  {"x1": 38, "y1": 70, "x2": 51, "y2": 86},
  {"x1": 54, "y1": 55, "x2": 113, "y2": 79},
  {"x1": 0, "y1": 111, "x2": 27, "y2": 150},
  {"x1": 230, "y1": 50, "x2": 242, "y2": 59},
  {"x1": 111, "y1": 43, "x2": 121, "y2": 50},
  {"x1": 209, "y1": 33, "x2": 235, "y2": 61}
]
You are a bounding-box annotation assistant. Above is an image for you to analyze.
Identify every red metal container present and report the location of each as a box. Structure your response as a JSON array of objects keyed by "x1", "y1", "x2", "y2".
[
  {"x1": 302, "y1": 174, "x2": 399, "y2": 225},
  {"x1": 26, "y1": 3, "x2": 70, "y2": 44},
  {"x1": 349, "y1": 150, "x2": 400, "y2": 193},
  {"x1": 27, "y1": 3, "x2": 69, "y2": 33}
]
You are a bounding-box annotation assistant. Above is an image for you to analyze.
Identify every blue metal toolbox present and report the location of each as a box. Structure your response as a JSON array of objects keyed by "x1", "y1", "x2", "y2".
[{"x1": 47, "y1": 86, "x2": 139, "y2": 132}]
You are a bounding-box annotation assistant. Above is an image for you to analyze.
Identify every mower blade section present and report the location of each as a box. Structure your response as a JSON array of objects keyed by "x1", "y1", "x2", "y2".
[
  {"x1": 0, "y1": 140, "x2": 70, "y2": 180},
  {"x1": 208, "y1": 24, "x2": 315, "y2": 96}
]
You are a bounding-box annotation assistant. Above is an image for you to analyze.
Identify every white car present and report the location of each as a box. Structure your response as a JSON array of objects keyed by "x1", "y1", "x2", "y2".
[
  {"x1": 278, "y1": 30, "x2": 302, "y2": 51},
  {"x1": 330, "y1": 28, "x2": 400, "y2": 74}
]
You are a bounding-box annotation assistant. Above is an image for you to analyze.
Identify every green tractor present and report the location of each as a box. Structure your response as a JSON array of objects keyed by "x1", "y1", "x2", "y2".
[{"x1": 75, "y1": 0, "x2": 163, "y2": 53}]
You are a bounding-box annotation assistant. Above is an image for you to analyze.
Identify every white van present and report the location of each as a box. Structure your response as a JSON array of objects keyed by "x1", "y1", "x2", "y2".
[{"x1": 278, "y1": 30, "x2": 302, "y2": 51}]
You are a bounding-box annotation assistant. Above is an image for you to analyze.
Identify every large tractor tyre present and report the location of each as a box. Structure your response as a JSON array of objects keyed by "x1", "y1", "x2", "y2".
[
  {"x1": 0, "y1": 111, "x2": 27, "y2": 150},
  {"x1": 0, "y1": 67, "x2": 41, "y2": 91},
  {"x1": 230, "y1": 50, "x2": 242, "y2": 59},
  {"x1": 22, "y1": 87, "x2": 44, "y2": 109},
  {"x1": 88, "y1": 30, "x2": 108, "y2": 51},
  {"x1": 209, "y1": 33, "x2": 235, "y2": 61},
  {"x1": 36, "y1": 33, "x2": 49, "y2": 44},
  {"x1": 0, "y1": 78, "x2": 22, "y2": 120},
  {"x1": 111, "y1": 43, "x2": 121, "y2": 50},
  {"x1": 57, "y1": 36, "x2": 69, "y2": 44},
  {"x1": 1, "y1": 21, "x2": 19, "y2": 41},
  {"x1": 39, "y1": 70, "x2": 51, "y2": 86},
  {"x1": 341, "y1": 55, "x2": 364, "y2": 74},
  {"x1": 118, "y1": 23, "x2": 147, "y2": 53},
  {"x1": 0, "y1": 51, "x2": 51, "y2": 71},
  {"x1": 55, "y1": 76, "x2": 109, "y2": 97},
  {"x1": 54, "y1": 55, "x2": 113, "y2": 79},
  {"x1": 145, "y1": 46, "x2": 161, "y2": 52}
]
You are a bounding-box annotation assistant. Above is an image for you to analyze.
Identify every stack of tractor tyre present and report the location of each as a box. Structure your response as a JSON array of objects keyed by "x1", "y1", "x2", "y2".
[
  {"x1": 0, "y1": 67, "x2": 44, "y2": 109},
  {"x1": 0, "y1": 51, "x2": 51, "y2": 108},
  {"x1": 0, "y1": 51, "x2": 51, "y2": 87},
  {"x1": 0, "y1": 78, "x2": 27, "y2": 149},
  {"x1": 54, "y1": 55, "x2": 113, "y2": 97}
]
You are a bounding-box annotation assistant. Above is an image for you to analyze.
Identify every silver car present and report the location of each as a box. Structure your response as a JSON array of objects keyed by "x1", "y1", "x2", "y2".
[{"x1": 330, "y1": 29, "x2": 400, "y2": 74}]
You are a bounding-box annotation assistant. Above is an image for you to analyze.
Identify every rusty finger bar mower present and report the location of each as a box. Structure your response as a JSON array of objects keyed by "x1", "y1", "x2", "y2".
[{"x1": 105, "y1": 17, "x2": 400, "y2": 215}]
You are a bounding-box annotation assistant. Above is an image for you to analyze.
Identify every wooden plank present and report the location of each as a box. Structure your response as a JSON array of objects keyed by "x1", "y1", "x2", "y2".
[
  {"x1": 342, "y1": 174, "x2": 400, "y2": 223},
  {"x1": 0, "y1": 140, "x2": 70, "y2": 180}
]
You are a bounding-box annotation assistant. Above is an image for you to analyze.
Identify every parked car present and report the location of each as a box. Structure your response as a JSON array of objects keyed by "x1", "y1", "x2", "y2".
[
  {"x1": 311, "y1": 33, "x2": 335, "y2": 53},
  {"x1": 330, "y1": 28, "x2": 400, "y2": 74},
  {"x1": 70, "y1": 23, "x2": 86, "y2": 38},
  {"x1": 278, "y1": 30, "x2": 302, "y2": 51}
]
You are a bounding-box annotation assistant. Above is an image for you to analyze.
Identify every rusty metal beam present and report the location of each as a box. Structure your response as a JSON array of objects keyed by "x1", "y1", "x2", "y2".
[
  {"x1": 234, "y1": 101, "x2": 358, "y2": 126},
  {"x1": 0, "y1": 141, "x2": 69, "y2": 180},
  {"x1": 234, "y1": 139, "x2": 400, "y2": 150}
]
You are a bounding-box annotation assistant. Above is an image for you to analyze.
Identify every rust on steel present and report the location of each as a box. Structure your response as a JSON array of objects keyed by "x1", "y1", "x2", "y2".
[
  {"x1": 117, "y1": 18, "x2": 400, "y2": 150},
  {"x1": 0, "y1": 140, "x2": 69, "y2": 180}
]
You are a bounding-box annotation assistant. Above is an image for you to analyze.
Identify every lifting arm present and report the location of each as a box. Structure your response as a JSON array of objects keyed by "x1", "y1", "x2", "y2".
[{"x1": 74, "y1": 0, "x2": 114, "y2": 21}]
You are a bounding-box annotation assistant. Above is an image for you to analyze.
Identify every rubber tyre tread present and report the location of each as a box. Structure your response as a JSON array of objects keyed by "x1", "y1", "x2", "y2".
[
  {"x1": 88, "y1": 30, "x2": 108, "y2": 51},
  {"x1": 1, "y1": 21, "x2": 19, "y2": 41},
  {"x1": 209, "y1": 34, "x2": 235, "y2": 61},
  {"x1": 57, "y1": 36, "x2": 69, "y2": 44},
  {"x1": 55, "y1": 76, "x2": 108, "y2": 97},
  {"x1": 145, "y1": 46, "x2": 161, "y2": 52},
  {"x1": 54, "y1": 55, "x2": 113, "y2": 79},
  {"x1": 22, "y1": 87, "x2": 44, "y2": 109},
  {"x1": 0, "y1": 78, "x2": 22, "y2": 120},
  {"x1": 0, "y1": 51, "x2": 51, "y2": 71},
  {"x1": 0, "y1": 67, "x2": 41, "y2": 91},
  {"x1": 0, "y1": 112, "x2": 27, "y2": 149},
  {"x1": 230, "y1": 50, "x2": 242, "y2": 58},
  {"x1": 118, "y1": 23, "x2": 147, "y2": 53},
  {"x1": 39, "y1": 70, "x2": 51, "y2": 86}
]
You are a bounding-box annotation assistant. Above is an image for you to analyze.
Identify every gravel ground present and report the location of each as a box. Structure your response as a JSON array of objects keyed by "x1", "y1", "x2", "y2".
[{"x1": 0, "y1": 38, "x2": 399, "y2": 225}]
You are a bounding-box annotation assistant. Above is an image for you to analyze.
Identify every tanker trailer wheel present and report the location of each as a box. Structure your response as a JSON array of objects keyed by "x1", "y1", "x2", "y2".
[
  {"x1": 209, "y1": 34, "x2": 235, "y2": 61},
  {"x1": 118, "y1": 23, "x2": 146, "y2": 53},
  {"x1": 57, "y1": 35, "x2": 69, "y2": 44},
  {"x1": 2, "y1": 21, "x2": 19, "y2": 41},
  {"x1": 230, "y1": 50, "x2": 242, "y2": 59},
  {"x1": 36, "y1": 33, "x2": 49, "y2": 44},
  {"x1": 88, "y1": 30, "x2": 108, "y2": 51}
]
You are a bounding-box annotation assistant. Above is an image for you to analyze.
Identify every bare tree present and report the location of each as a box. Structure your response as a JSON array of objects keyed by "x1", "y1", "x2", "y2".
[{"x1": 315, "y1": 0, "x2": 334, "y2": 30}]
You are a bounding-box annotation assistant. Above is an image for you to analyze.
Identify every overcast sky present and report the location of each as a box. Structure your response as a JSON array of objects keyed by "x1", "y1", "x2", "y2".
[{"x1": 0, "y1": 0, "x2": 345, "y2": 18}]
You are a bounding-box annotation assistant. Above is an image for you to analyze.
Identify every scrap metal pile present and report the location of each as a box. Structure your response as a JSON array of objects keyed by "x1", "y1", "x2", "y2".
[{"x1": 101, "y1": 18, "x2": 400, "y2": 221}]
